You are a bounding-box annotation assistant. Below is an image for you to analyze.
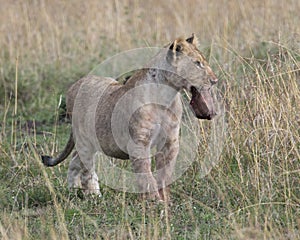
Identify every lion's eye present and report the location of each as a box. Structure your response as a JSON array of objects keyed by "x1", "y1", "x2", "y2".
[{"x1": 195, "y1": 60, "x2": 205, "y2": 69}]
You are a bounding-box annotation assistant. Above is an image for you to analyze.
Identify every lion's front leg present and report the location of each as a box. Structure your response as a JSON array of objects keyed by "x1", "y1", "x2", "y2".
[
  {"x1": 128, "y1": 140, "x2": 161, "y2": 201},
  {"x1": 155, "y1": 137, "x2": 179, "y2": 201},
  {"x1": 131, "y1": 157, "x2": 161, "y2": 200}
]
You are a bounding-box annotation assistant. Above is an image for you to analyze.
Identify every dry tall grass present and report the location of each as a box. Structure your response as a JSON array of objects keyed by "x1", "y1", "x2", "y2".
[
  {"x1": 1, "y1": 0, "x2": 299, "y2": 65},
  {"x1": 0, "y1": 0, "x2": 299, "y2": 239}
]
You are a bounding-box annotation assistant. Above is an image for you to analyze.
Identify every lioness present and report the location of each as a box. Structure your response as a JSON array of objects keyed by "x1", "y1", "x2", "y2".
[{"x1": 42, "y1": 34, "x2": 218, "y2": 201}]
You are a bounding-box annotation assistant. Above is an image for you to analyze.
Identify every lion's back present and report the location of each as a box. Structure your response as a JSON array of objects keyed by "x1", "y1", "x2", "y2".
[{"x1": 66, "y1": 75, "x2": 120, "y2": 118}]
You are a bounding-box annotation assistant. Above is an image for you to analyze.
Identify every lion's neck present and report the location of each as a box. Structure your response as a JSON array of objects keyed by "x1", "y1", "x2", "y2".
[
  {"x1": 122, "y1": 67, "x2": 179, "y2": 107},
  {"x1": 123, "y1": 49, "x2": 177, "y2": 89},
  {"x1": 124, "y1": 67, "x2": 179, "y2": 91}
]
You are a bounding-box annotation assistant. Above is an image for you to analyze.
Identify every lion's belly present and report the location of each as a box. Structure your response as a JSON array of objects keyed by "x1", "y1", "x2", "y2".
[
  {"x1": 95, "y1": 84, "x2": 131, "y2": 159},
  {"x1": 100, "y1": 143, "x2": 129, "y2": 159}
]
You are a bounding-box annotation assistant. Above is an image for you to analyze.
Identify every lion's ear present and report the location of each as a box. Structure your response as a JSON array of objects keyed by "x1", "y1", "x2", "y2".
[
  {"x1": 167, "y1": 39, "x2": 181, "y2": 64},
  {"x1": 186, "y1": 33, "x2": 198, "y2": 45},
  {"x1": 169, "y1": 39, "x2": 182, "y2": 52},
  {"x1": 167, "y1": 40, "x2": 180, "y2": 65}
]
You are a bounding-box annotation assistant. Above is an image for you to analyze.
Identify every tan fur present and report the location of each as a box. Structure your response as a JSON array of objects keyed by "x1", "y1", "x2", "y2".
[{"x1": 42, "y1": 35, "x2": 218, "y2": 201}]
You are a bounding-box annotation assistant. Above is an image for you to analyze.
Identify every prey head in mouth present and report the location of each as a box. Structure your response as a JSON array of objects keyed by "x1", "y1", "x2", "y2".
[{"x1": 189, "y1": 86, "x2": 216, "y2": 120}]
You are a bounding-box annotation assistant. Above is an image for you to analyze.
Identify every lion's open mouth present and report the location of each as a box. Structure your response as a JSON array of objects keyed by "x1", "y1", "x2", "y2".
[{"x1": 189, "y1": 86, "x2": 215, "y2": 120}]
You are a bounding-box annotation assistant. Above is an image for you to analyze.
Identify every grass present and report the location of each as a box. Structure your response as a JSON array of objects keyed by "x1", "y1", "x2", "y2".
[{"x1": 0, "y1": 0, "x2": 300, "y2": 239}]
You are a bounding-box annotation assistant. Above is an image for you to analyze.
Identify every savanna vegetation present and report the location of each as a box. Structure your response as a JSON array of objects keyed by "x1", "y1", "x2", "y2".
[{"x1": 0, "y1": 0, "x2": 299, "y2": 239}]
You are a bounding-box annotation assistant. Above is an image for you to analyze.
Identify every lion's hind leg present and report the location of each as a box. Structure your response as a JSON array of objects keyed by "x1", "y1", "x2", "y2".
[
  {"x1": 68, "y1": 151, "x2": 101, "y2": 196},
  {"x1": 79, "y1": 153, "x2": 101, "y2": 196},
  {"x1": 67, "y1": 151, "x2": 82, "y2": 190}
]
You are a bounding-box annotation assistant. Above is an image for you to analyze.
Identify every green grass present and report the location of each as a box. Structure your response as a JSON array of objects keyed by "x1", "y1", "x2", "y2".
[{"x1": 1, "y1": 0, "x2": 300, "y2": 239}]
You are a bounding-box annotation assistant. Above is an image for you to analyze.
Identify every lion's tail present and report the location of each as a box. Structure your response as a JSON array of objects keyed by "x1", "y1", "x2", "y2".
[{"x1": 41, "y1": 131, "x2": 75, "y2": 167}]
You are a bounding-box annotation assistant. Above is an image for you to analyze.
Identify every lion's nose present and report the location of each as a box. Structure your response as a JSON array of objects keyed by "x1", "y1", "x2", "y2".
[
  {"x1": 210, "y1": 77, "x2": 218, "y2": 85},
  {"x1": 209, "y1": 72, "x2": 218, "y2": 84},
  {"x1": 207, "y1": 67, "x2": 218, "y2": 85}
]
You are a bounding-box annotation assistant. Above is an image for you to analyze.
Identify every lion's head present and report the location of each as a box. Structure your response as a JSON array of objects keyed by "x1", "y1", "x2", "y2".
[{"x1": 166, "y1": 34, "x2": 218, "y2": 120}]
